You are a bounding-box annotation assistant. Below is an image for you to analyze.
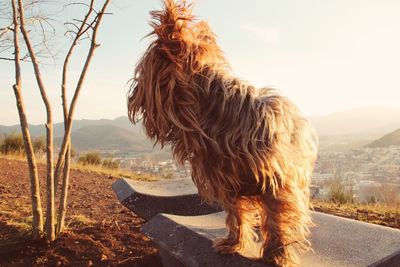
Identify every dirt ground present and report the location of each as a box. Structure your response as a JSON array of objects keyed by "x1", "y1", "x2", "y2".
[
  {"x1": 0, "y1": 157, "x2": 163, "y2": 267},
  {"x1": 1, "y1": 157, "x2": 399, "y2": 266}
]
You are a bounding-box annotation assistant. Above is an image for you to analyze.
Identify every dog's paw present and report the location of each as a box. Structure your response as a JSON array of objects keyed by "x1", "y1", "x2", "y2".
[
  {"x1": 262, "y1": 245, "x2": 298, "y2": 267},
  {"x1": 213, "y1": 237, "x2": 242, "y2": 255}
]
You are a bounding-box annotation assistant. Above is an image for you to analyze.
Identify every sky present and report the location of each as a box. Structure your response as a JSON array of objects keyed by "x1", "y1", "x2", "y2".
[{"x1": 1, "y1": 0, "x2": 400, "y2": 125}]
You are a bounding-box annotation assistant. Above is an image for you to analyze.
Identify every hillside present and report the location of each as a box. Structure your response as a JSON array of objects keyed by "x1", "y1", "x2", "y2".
[
  {"x1": 64, "y1": 124, "x2": 154, "y2": 152},
  {"x1": 0, "y1": 117, "x2": 158, "y2": 154},
  {"x1": 367, "y1": 128, "x2": 400, "y2": 148},
  {"x1": 309, "y1": 107, "x2": 400, "y2": 136},
  {"x1": 317, "y1": 134, "x2": 380, "y2": 152}
]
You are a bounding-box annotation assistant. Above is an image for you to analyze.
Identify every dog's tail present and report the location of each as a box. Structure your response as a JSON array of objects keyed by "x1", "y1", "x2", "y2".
[{"x1": 148, "y1": 0, "x2": 227, "y2": 73}]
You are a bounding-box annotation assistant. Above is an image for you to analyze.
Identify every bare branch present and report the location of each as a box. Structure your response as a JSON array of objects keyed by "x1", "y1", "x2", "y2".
[
  {"x1": 0, "y1": 56, "x2": 15, "y2": 61},
  {"x1": 78, "y1": 18, "x2": 98, "y2": 37},
  {"x1": 54, "y1": 0, "x2": 111, "y2": 197},
  {"x1": 0, "y1": 54, "x2": 32, "y2": 62},
  {"x1": 0, "y1": 25, "x2": 13, "y2": 36},
  {"x1": 64, "y1": 22, "x2": 80, "y2": 32},
  {"x1": 64, "y1": 2, "x2": 99, "y2": 15},
  {"x1": 64, "y1": 30, "x2": 78, "y2": 39},
  {"x1": 54, "y1": 0, "x2": 95, "y2": 191},
  {"x1": 38, "y1": 20, "x2": 56, "y2": 64}
]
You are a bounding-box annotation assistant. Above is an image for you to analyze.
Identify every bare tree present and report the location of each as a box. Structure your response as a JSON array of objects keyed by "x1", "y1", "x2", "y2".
[
  {"x1": 54, "y1": 0, "x2": 111, "y2": 191},
  {"x1": 4, "y1": 0, "x2": 111, "y2": 241},
  {"x1": 57, "y1": 0, "x2": 111, "y2": 235},
  {"x1": 17, "y1": 0, "x2": 56, "y2": 241},
  {"x1": 10, "y1": 0, "x2": 44, "y2": 238}
]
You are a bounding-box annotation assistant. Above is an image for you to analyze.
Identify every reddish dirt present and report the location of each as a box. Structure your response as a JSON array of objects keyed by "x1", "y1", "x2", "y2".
[{"x1": 0, "y1": 157, "x2": 163, "y2": 267}]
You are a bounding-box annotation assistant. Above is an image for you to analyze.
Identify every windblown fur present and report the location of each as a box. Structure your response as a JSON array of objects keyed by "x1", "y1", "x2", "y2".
[{"x1": 128, "y1": 1, "x2": 318, "y2": 266}]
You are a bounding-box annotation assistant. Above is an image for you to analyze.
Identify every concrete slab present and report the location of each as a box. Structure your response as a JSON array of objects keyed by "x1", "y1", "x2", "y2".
[
  {"x1": 112, "y1": 178, "x2": 221, "y2": 220},
  {"x1": 112, "y1": 178, "x2": 400, "y2": 267},
  {"x1": 142, "y1": 212, "x2": 268, "y2": 267},
  {"x1": 112, "y1": 178, "x2": 199, "y2": 201},
  {"x1": 142, "y1": 212, "x2": 400, "y2": 267}
]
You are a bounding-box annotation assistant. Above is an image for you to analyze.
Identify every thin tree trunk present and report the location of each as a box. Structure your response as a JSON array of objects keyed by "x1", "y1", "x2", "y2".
[
  {"x1": 56, "y1": 74, "x2": 72, "y2": 235},
  {"x1": 17, "y1": 0, "x2": 55, "y2": 242},
  {"x1": 10, "y1": 0, "x2": 43, "y2": 238},
  {"x1": 56, "y1": 1, "x2": 95, "y2": 235},
  {"x1": 56, "y1": 146, "x2": 70, "y2": 235},
  {"x1": 54, "y1": 0, "x2": 111, "y2": 190}
]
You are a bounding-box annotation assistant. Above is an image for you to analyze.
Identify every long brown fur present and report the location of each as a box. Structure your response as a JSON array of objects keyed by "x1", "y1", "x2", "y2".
[{"x1": 127, "y1": 1, "x2": 318, "y2": 266}]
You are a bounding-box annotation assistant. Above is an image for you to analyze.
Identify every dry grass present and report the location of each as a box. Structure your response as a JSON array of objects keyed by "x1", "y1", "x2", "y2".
[
  {"x1": 70, "y1": 162, "x2": 160, "y2": 181},
  {"x1": 313, "y1": 200, "x2": 400, "y2": 214},
  {"x1": 0, "y1": 199, "x2": 33, "y2": 236},
  {"x1": 0, "y1": 152, "x2": 29, "y2": 162},
  {"x1": 0, "y1": 153, "x2": 160, "y2": 181},
  {"x1": 312, "y1": 200, "x2": 400, "y2": 229}
]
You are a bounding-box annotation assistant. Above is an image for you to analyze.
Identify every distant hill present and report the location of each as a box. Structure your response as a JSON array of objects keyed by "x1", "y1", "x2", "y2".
[
  {"x1": 0, "y1": 117, "x2": 154, "y2": 154},
  {"x1": 318, "y1": 134, "x2": 380, "y2": 152},
  {"x1": 56, "y1": 124, "x2": 154, "y2": 152},
  {"x1": 309, "y1": 107, "x2": 400, "y2": 136},
  {"x1": 367, "y1": 129, "x2": 400, "y2": 148}
]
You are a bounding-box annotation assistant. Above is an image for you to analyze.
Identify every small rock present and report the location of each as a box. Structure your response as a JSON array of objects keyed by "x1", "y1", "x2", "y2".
[{"x1": 101, "y1": 254, "x2": 108, "y2": 261}]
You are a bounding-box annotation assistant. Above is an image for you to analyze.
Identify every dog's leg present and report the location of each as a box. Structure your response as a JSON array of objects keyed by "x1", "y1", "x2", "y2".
[
  {"x1": 213, "y1": 207, "x2": 242, "y2": 254},
  {"x1": 259, "y1": 184, "x2": 311, "y2": 267},
  {"x1": 213, "y1": 198, "x2": 260, "y2": 255}
]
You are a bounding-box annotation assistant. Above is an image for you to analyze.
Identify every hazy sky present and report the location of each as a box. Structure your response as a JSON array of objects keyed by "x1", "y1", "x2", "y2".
[{"x1": 1, "y1": 0, "x2": 400, "y2": 125}]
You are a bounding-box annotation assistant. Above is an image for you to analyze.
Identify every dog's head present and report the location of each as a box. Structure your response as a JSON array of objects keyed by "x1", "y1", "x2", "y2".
[
  {"x1": 127, "y1": 0, "x2": 226, "y2": 148},
  {"x1": 147, "y1": 0, "x2": 225, "y2": 72}
]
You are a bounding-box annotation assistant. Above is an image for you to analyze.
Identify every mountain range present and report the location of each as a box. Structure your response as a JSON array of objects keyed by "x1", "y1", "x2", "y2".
[
  {"x1": 0, "y1": 116, "x2": 157, "y2": 154},
  {"x1": 1, "y1": 107, "x2": 399, "y2": 153}
]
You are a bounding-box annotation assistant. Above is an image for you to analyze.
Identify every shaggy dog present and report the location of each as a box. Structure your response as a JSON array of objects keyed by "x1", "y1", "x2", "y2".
[{"x1": 127, "y1": 1, "x2": 318, "y2": 266}]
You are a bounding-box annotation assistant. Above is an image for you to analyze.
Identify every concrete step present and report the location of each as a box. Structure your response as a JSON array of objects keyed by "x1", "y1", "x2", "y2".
[{"x1": 112, "y1": 178, "x2": 400, "y2": 267}]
